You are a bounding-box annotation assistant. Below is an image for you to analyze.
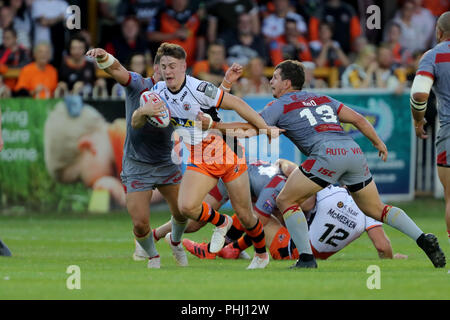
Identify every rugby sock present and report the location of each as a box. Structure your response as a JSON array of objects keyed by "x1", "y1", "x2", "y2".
[
  {"x1": 245, "y1": 219, "x2": 267, "y2": 254},
  {"x1": 233, "y1": 234, "x2": 252, "y2": 251},
  {"x1": 381, "y1": 205, "x2": 423, "y2": 241},
  {"x1": 197, "y1": 201, "x2": 226, "y2": 227},
  {"x1": 282, "y1": 205, "x2": 313, "y2": 255},
  {"x1": 134, "y1": 230, "x2": 159, "y2": 258},
  {"x1": 226, "y1": 214, "x2": 246, "y2": 242},
  {"x1": 170, "y1": 216, "x2": 187, "y2": 245}
]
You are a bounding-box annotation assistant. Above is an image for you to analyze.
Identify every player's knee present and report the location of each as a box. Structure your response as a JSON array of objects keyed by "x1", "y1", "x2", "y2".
[
  {"x1": 133, "y1": 220, "x2": 150, "y2": 237},
  {"x1": 178, "y1": 199, "x2": 201, "y2": 218}
]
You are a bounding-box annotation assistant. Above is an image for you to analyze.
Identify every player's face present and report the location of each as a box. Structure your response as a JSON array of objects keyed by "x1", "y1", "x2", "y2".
[
  {"x1": 160, "y1": 55, "x2": 187, "y2": 91},
  {"x1": 270, "y1": 68, "x2": 288, "y2": 98}
]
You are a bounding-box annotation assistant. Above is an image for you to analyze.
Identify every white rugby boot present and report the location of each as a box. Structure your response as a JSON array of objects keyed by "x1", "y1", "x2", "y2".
[
  {"x1": 247, "y1": 253, "x2": 270, "y2": 269},
  {"x1": 165, "y1": 233, "x2": 188, "y2": 266},
  {"x1": 133, "y1": 239, "x2": 149, "y2": 261},
  {"x1": 209, "y1": 215, "x2": 233, "y2": 253},
  {"x1": 147, "y1": 255, "x2": 161, "y2": 269}
]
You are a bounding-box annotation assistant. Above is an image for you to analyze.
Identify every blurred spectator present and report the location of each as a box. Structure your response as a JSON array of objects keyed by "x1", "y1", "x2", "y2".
[
  {"x1": 341, "y1": 44, "x2": 377, "y2": 88},
  {"x1": 309, "y1": 22, "x2": 350, "y2": 68},
  {"x1": 411, "y1": 0, "x2": 436, "y2": 49},
  {"x1": 31, "y1": 0, "x2": 68, "y2": 68},
  {"x1": 9, "y1": 0, "x2": 33, "y2": 49},
  {"x1": 0, "y1": 27, "x2": 30, "y2": 68},
  {"x1": 14, "y1": 42, "x2": 58, "y2": 98},
  {"x1": 0, "y1": 27, "x2": 30, "y2": 90},
  {"x1": 422, "y1": 0, "x2": 450, "y2": 18},
  {"x1": 374, "y1": 44, "x2": 407, "y2": 93},
  {"x1": 147, "y1": 0, "x2": 200, "y2": 67},
  {"x1": 388, "y1": 0, "x2": 425, "y2": 54},
  {"x1": 235, "y1": 56, "x2": 271, "y2": 96},
  {"x1": 295, "y1": 0, "x2": 323, "y2": 22},
  {"x1": 117, "y1": 0, "x2": 164, "y2": 25},
  {"x1": 207, "y1": 0, "x2": 260, "y2": 43},
  {"x1": 221, "y1": 12, "x2": 268, "y2": 67},
  {"x1": 105, "y1": 16, "x2": 150, "y2": 65},
  {"x1": 348, "y1": 35, "x2": 367, "y2": 63},
  {"x1": 192, "y1": 41, "x2": 229, "y2": 87},
  {"x1": 385, "y1": 22, "x2": 411, "y2": 66},
  {"x1": 302, "y1": 61, "x2": 327, "y2": 89},
  {"x1": 309, "y1": 0, "x2": 362, "y2": 54},
  {"x1": 128, "y1": 53, "x2": 148, "y2": 77},
  {"x1": 269, "y1": 17, "x2": 312, "y2": 67},
  {"x1": 98, "y1": 0, "x2": 122, "y2": 47},
  {"x1": 57, "y1": 34, "x2": 97, "y2": 96},
  {"x1": 262, "y1": 0, "x2": 307, "y2": 41},
  {"x1": 0, "y1": 6, "x2": 14, "y2": 46}
]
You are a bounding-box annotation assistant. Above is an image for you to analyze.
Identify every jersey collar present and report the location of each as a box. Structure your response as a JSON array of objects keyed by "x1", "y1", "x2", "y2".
[{"x1": 168, "y1": 76, "x2": 187, "y2": 95}]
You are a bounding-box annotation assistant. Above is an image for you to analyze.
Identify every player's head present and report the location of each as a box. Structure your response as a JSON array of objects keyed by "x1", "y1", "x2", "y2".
[
  {"x1": 156, "y1": 42, "x2": 187, "y2": 91},
  {"x1": 436, "y1": 11, "x2": 450, "y2": 43},
  {"x1": 270, "y1": 60, "x2": 305, "y2": 98},
  {"x1": 44, "y1": 102, "x2": 114, "y2": 187}
]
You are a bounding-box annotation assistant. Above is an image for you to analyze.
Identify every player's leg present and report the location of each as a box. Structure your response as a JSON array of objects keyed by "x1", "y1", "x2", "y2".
[
  {"x1": 178, "y1": 169, "x2": 232, "y2": 249},
  {"x1": 350, "y1": 180, "x2": 446, "y2": 268},
  {"x1": 126, "y1": 190, "x2": 160, "y2": 267},
  {"x1": 437, "y1": 166, "x2": 450, "y2": 243},
  {"x1": 225, "y1": 171, "x2": 269, "y2": 269},
  {"x1": 276, "y1": 167, "x2": 323, "y2": 268},
  {"x1": 157, "y1": 183, "x2": 189, "y2": 266}
]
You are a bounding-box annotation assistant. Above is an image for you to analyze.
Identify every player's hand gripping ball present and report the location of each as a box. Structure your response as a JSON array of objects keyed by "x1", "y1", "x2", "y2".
[{"x1": 139, "y1": 91, "x2": 171, "y2": 128}]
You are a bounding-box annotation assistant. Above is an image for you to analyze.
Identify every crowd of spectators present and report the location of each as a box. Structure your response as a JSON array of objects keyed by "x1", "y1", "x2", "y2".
[{"x1": 0, "y1": 0, "x2": 449, "y2": 99}]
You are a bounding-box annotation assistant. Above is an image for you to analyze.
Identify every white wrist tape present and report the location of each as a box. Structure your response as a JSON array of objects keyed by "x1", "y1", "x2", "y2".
[
  {"x1": 96, "y1": 53, "x2": 115, "y2": 69},
  {"x1": 410, "y1": 97, "x2": 427, "y2": 111}
]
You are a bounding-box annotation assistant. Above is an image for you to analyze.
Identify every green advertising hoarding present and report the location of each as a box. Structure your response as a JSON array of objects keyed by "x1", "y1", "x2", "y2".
[{"x1": 0, "y1": 98, "x2": 90, "y2": 212}]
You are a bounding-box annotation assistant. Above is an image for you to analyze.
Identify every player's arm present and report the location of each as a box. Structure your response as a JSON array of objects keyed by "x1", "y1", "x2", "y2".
[
  {"x1": 338, "y1": 105, "x2": 388, "y2": 161},
  {"x1": 274, "y1": 158, "x2": 298, "y2": 177},
  {"x1": 219, "y1": 94, "x2": 284, "y2": 142},
  {"x1": 410, "y1": 74, "x2": 433, "y2": 139},
  {"x1": 131, "y1": 99, "x2": 166, "y2": 129},
  {"x1": 86, "y1": 48, "x2": 130, "y2": 86},
  {"x1": 367, "y1": 226, "x2": 394, "y2": 259},
  {"x1": 219, "y1": 63, "x2": 243, "y2": 93}
]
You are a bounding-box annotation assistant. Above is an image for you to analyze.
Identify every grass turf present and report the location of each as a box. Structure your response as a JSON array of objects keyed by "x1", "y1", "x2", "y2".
[{"x1": 0, "y1": 198, "x2": 449, "y2": 300}]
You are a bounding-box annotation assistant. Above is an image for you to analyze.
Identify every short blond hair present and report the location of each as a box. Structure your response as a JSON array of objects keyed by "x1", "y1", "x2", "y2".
[{"x1": 44, "y1": 102, "x2": 106, "y2": 181}]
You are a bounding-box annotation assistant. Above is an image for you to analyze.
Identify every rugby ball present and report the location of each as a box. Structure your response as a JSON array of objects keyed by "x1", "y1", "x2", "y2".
[{"x1": 139, "y1": 91, "x2": 170, "y2": 128}]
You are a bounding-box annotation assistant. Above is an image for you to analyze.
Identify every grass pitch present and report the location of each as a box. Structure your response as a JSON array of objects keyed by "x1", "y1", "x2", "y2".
[{"x1": 0, "y1": 199, "x2": 449, "y2": 300}]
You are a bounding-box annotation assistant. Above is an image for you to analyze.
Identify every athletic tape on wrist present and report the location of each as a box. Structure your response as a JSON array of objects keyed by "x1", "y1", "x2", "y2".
[{"x1": 96, "y1": 53, "x2": 115, "y2": 69}]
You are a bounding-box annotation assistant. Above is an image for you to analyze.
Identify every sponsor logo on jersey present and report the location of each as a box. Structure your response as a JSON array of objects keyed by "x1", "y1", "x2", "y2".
[
  {"x1": 263, "y1": 200, "x2": 273, "y2": 212},
  {"x1": 197, "y1": 81, "x2": 207, "y2": 92},
  {"x1": 180, "y1": 90, "x2": 188, "y2": 101},
  {"x1": 183, "y1": 102, "x2": 191, "y2": 111},
  {"x1": 205, "y1": 83, "x2": 218, "y2": 99},
  {"x1": 171, "y1": 117, "x2": 195, "y2": 128},
  {"x1": 337, "y1": 201, "x2": 344, "y2": 208}
]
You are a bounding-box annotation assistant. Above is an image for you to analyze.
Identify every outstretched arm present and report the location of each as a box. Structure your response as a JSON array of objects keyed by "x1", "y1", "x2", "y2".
[
  {"x1": 367, "y1": 226, "x2": 394, "y2": 259},
  {"x1": 338, "y1": 105, "x2": 388, "y2": 161},
  {"x1": 86, "y1": 48, "x2": 130, "y2": 86}
]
